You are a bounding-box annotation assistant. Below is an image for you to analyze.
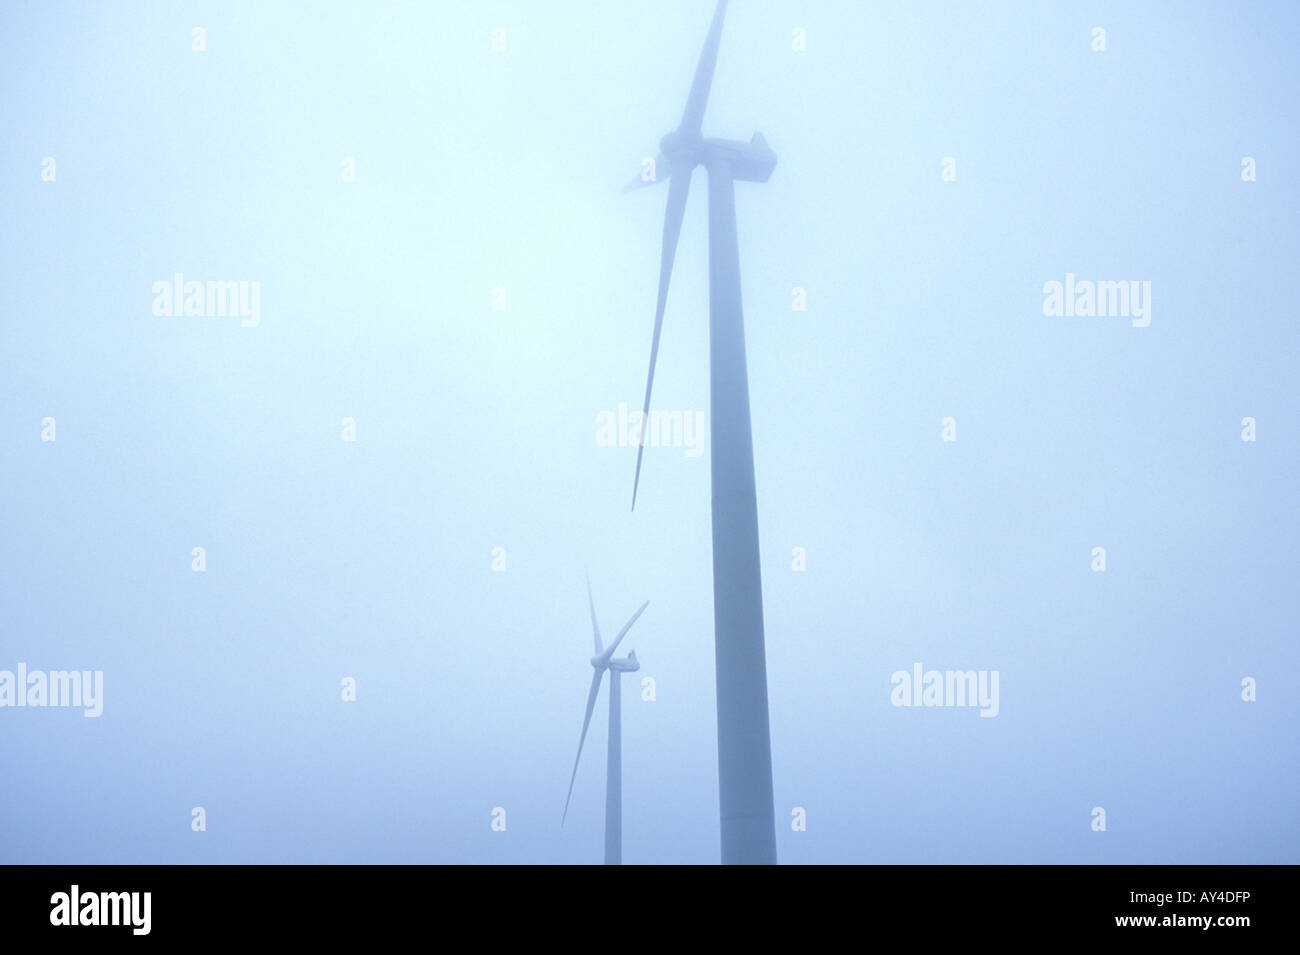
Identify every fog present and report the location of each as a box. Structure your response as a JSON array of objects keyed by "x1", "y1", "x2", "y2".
[{"x1": 1, "y1": 0, "x2": 1296, "y2": 864}]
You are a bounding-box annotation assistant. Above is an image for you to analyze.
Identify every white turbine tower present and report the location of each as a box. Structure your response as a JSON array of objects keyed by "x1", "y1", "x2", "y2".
[
  {"x1": 625, "y1": 0, "x2": 778, "y2": 864},
  {"x1": 562, "y1": 578, "x2": 649, "y2": 865}
]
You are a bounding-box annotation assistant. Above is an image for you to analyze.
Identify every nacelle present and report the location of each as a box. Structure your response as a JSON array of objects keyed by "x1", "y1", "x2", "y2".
[
  {"x1": 608, "y1": 652, "x2": 641, "y2": 673},
  {"x1": 703, "y1": 131, "x2": 776, "y2": 182}
]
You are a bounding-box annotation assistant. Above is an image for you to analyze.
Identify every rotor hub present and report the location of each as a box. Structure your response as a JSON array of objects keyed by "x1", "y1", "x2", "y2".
[{"x1": 660, "y1": 129, "x2": 703, "y2": 169}]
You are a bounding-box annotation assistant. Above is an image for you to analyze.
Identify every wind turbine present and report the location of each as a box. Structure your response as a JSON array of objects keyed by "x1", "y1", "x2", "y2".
[
  {"x1": 562, "y1": 578, "x2": 649, "y2": 865},
  {"x1": 625, "y1": 0, "x2": 778, "y2": 864}
]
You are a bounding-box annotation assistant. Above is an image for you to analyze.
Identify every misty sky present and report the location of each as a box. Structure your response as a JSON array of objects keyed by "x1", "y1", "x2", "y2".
[{"x1": 1, "y1": 0, "x2": 1297, "y2": 864}]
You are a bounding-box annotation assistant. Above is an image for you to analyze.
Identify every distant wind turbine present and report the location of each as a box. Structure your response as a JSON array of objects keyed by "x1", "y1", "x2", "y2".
[
  {"x1": 562, "y1": 577, "x2": 649, "y2": 865},
  {"x1": 624, "y1": 0, "x2": 778, "y2": 864}
]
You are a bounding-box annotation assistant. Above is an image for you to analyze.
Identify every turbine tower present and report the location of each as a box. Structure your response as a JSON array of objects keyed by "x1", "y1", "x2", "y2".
[
  {"x1": 562, "y1": 578, "x2": 649, "y2": 865},
  {"x1": 626, "y1": 0, "x2": 778, "y2": 864}
]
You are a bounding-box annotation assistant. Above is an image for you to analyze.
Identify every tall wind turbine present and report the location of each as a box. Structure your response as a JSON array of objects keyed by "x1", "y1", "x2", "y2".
[
  {"x1": 626, "y1": 0, "x2": 778, "y2": 865},
  {"x1": 562, "y1": 578, "x2": 649, "y2": 865}
]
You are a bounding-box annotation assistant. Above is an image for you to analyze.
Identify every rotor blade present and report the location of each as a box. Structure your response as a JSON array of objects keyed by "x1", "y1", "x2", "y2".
[
  {"x1": 631, "y1": 169, "x2": 692, "y2": 511},
  {"x1": 586, "y1": 573, "x2": 602, "y2": 656},
  {"x1": 601, "y1": 600, "x2": 649, "y2": 661},
  {"x1": 622, "y1": 153, "x2": 672, "y2": 193},
  {"x1": 678, "y1": 0, "x2": 728, "y2": 138},
  {"x1": 562, "y1": 668, "x2": 605, "y2": 824}
]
